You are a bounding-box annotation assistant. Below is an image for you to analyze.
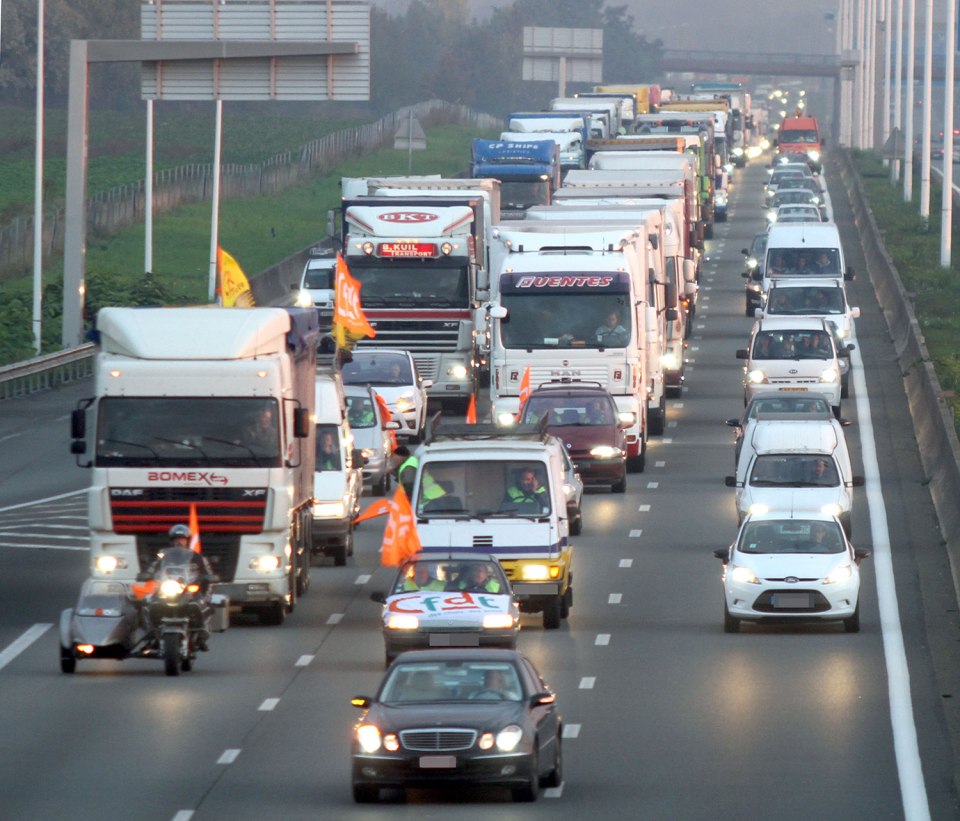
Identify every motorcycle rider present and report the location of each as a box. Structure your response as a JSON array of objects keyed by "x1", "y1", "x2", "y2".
[{"x1": 143, "y1": 524, "x2": 216, "y2": 650}]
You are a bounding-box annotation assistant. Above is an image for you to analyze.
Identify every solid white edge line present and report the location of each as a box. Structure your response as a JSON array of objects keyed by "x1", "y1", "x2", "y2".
[
  {"x1": 851, "y1": 341, "x2": 931, "y2": 820},
  {"x1": 0, "y1": 623, "x2": 52, "y2": 672}
]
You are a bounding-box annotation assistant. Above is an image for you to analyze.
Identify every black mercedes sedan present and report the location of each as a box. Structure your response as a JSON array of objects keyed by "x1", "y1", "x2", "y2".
[{"x1": 350, "y1": 648, "x2": 562, "y2": 803}]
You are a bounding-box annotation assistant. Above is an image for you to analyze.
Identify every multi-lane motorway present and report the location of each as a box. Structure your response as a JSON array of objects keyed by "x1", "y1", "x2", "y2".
[{"x1": 1, "y1": 157, "x2": 959, "y2": 820}]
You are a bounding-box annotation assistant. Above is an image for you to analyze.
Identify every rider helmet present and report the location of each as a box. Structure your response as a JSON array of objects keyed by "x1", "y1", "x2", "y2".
[{"x1": 168, "y1": 523, "x2": 191, "y2": 540}]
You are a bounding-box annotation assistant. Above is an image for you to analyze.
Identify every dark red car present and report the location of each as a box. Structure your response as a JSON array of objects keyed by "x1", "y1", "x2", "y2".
[{"x1": 518, "y1": 382, "x2": 627, "y2": 493}]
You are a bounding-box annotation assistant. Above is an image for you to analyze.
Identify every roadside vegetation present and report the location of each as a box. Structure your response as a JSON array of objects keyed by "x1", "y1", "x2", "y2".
[
  {"x1": 0, "y1": 111, "x2": 495, "y2": 364},
  {"x1": 852, "y1": 151, "x2": 960, "y2": 432}
]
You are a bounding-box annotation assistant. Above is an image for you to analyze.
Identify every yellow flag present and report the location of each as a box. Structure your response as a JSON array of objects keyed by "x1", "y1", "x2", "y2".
[
  {"x1": 217, "y1": 247, "x2": 256, "y2": 307},
  {"x1": 333, "y1": 253, "x2": 375, "y2": 339}
]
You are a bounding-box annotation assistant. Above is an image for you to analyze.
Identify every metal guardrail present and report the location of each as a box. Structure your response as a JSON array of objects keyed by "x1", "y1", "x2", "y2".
[{"x1": 0, "y1": 344, "x2": 95, "y2": 400}]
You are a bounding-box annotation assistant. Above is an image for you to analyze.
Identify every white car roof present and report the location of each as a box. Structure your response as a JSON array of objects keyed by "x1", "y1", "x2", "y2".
[
  {"x1": 754, "y1": 315, "x2": 830, "y2": 332},
  {"x1": 748, "y1": 419, "x2": 839, "y2": 455}
]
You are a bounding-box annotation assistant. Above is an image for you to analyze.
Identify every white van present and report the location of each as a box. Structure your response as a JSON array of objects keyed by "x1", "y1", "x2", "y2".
[
  {"x1": 294, "y1": 250, "x2": 336, "y2": 318},
  {"x1": 310, "y1": 373, "x2": 364, "y2": 566},
  {"x1": 725, "y1": 415, "x2": 864, "y2": 535},
  {"x1": 762, "y1": 223, "x2": 854, "y2": 296}
]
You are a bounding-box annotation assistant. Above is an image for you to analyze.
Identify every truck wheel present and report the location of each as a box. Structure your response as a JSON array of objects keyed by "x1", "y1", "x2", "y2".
[
  {"x1": 569, "y1": 507, "x2": 582, "y2": 535},
  {"x1": 543, "y1": 599, "x2": 561, "y2": 630},
  {"x1": 163, "y1": 633, "x2": 181, "y2": 676},
  {"x1": 560, "y1": 586, "x2": 572, "y2": 619},
  {"x1": 333, "y1": 539, "x2": 349, "y2": 567},
  {"x1": 648, "y1": 399, "x2": 666, "y2": 436}
]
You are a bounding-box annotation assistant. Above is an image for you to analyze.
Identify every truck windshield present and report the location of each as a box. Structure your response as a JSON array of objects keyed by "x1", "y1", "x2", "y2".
[
  {"x1": 416, "y1": 460, "x2": 551, "y2": 519},
  {"x1": 95, "y1": 397, "x2": 281, "y2": 467},
  {"x1": 501, "y1": 181, "x2": 551, "y2": 213},
  {"x1": 780, "y1": 129, "x2": 819, "y2": 144},
  {"x1": 500, "y1": 292, "x2": 631, "y2": 349},
  {"x1": 346, "y1": 258, "x2": 469, "y2": 308}
]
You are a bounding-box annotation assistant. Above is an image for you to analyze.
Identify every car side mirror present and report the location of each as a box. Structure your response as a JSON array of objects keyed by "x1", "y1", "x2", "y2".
[
  {"x1": 70, "y1": 440, "x2": 87, "y2": 455},
  {"x1": 665, "y1": 307, "x2": 679, "y2": 321},
  {"x1": 713, "y1": 547, "x2": 729, "y2": 562},
  {"x1": 851, "y1": 307, "x2": 861, "y2": 319},
  {"x1": 850, "y1": 475, "x2": 865, "y2": 487},
  {"x1": 741, "y1": 248, "x2": 749, "y2": 256},
  {"x1": 735, "y1": 349, "x2": 749, "y2": 359},
  {"x1": 724, "y1": 476, "x2": 737, "y2": 487},
  {"x1": 839, "y1": 417, "x2": 852, "y2": 427},
  {"x1": 351, "y1": 695, "x2": 373, "y2": 709},
  {"x1": 741, "y1": 271, "x2": 750, "y2": 279},
  {"x1": 844, "y1": 268, "x2": 855, "y2": 281},
  {"x1": 725, "y1": 419, "x2": 741, "y2": 428},
  {"x1": 530, "y1": 690, "x2": 556, "y2": 707},
  {"x1": 71, "y1": 408, "x2": 86, "y2": 439},
  {"x1": 293, "y1": 407, "x2": 310, "y2": 438},
  {"x1": 754, "y1": 308, "x2": 764, "y2": 319},
  {"x1": 854, "y1": 547, "x2": 872, "y2": 563},
  {"x1": 845, "y1": 343, "x2": 856, "y2": 353},
  {"x1": 369, "y1": 591, "x2": 386, "y2": 604}
]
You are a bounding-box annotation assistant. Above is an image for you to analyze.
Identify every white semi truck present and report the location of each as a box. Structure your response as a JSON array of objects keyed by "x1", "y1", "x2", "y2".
[
  {"x1": 486, "y1": 222, "x2": 658, "y2": 471},
  {"x1": 69, "y1": 306, "x2": 319, "y2": 626}
]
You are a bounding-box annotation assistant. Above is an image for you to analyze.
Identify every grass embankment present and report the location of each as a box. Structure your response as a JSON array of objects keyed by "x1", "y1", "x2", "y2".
[
  {"x1": 852, "y1": 151, "x2": 960, "y2": 433},
  {"x1": 0, "y1": 104, "x2": 496, "y2": 363}
]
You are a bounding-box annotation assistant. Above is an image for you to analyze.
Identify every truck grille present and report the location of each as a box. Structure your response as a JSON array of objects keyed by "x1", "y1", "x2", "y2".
[
  {"x1": 399, "y1": 729, "x2": 477, "y2": 751},
  {"x1": 359, "y1": 319, "x2": 461, "y2": 354},
  {"x1": 109, "y1": 487, "x2": 268, "y2": 535}
]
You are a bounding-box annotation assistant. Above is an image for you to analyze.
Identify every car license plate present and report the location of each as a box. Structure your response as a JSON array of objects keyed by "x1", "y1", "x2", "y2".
[
  {"x1": 429, "y1": 633, "x2": 480, "y2": 647},
  {"x1": 419, "y1": 755, "x2": 457, "y2": 769},
  {"x1": 512, "y1": 582, "x2": 560, "y2": 596},
  {"x1": 780, "y1": 387, "x2": 808, "y2": 392},
  {"x1": 773, "y1": 592, "x2": 812, "y2": 609}
]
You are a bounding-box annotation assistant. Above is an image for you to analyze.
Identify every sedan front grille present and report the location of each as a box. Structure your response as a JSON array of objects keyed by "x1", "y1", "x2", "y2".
[{"x1": 399, "y1": 728, "x2": 477, "y2": 751}]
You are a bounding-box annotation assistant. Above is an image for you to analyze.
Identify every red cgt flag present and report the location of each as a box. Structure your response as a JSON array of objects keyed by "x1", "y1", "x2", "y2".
[
  {"x1": 188, "y1": 503, "x2": 202, "y2": 553},
  {"x1": 380, "y1": 486, "x2": 421, "y2": 566},
  {"x1": 333, "y1": 252, "x2": 375, "y2": 340},
  {"x1": 518, "y1": 366, "x2": 531, "y2": 416}
]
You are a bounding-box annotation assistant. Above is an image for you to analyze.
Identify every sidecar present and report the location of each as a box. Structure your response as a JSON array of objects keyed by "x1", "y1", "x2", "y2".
[{"x1": 59, "y1": 578, "x2": 151, "y2": 673}]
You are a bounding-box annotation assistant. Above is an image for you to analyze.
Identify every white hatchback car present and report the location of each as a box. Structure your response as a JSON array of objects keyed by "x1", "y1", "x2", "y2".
[
  {"x1": 341, "y1": 349, "x2": 432, "y2": 442},
  {"x1": 737, "y1": 316, "x2": 845, "y2": 417},
  {"x1": 294, "y1": 250, "x2": 336, "y2": 318},
  {"x1": 713, "y1": 512, "x2": 871, "y2": 633}
]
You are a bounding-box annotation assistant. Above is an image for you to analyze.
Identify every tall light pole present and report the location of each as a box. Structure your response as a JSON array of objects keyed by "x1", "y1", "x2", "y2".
[
  {"x1": 940, "y1": 0, "x2": 955, "y2": 266},
  {"x1": 32, "y1": 0, "x2": 44, "y2": 354},
  {"x1": 882, "y1": 0, "x2": 893, "y2": 158},
  {"x1": 918, "y1": 0, "x2": 933, "y2": 224},
  {"x1": 892, "y1": 0, "x2": 904, "y2": 182},
  {"x1": 903, "y1": 0, "x2": 916, "y2": 200}
]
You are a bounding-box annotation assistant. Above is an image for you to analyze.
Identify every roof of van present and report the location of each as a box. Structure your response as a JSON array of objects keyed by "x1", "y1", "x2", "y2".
[
  {"x1": 755, "y1": 316, "x2": 830, "y2": 332},
  {"x1": 765, "y1": 223, "x2": 841, "y2": 245},
  {"x1": 749, "y1": 418, "x2": 839, "y2": 455},
  {"x1": 768, "y1": 277, "x2": 844, "y2": 290},
  {"x1": 780, "y1": 116, "x2": 819, "y2": 128}
]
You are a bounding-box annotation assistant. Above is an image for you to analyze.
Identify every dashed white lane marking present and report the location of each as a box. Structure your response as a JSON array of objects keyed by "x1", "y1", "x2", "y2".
[
  {"x1": 563, "y1": 724, "x2": 581, "y2": 739},
  {"x1": 667, "y1": 421, "x2": 678, "y2": 428},
  {"x1": 655, "y1": 461, "x2": 666, "y2": 468},
  {"x1": 217, "y1": 749, "x2": 241, "y2": 765},
  {"x1": 0, "y1": 623, "x2": 51, "y2": 672},
  {"x1": 695, "y1": 324, "x2": 706, "y2": 330},
  {"x1": 608, "y1": 593, "x2": 622, "y2": 604},
  {"x1": 295, "y1": 655, "x2": 314, "y2": 667},
  {"x1": 258, "y1": 698, "x2": 280, "y2": 711},
  {"x1": 171, "y1": 812, "x2": 194, "y2": 821},
  {"x1": 662, "y1": 438, "x2": 673, "y2": 444},
  {"x1": 703, "y1": 286, "x2": 712, "y2": 291},
  {"x1": 638, "y1": 504, "x2": 650, "y2": 512},
  {"x1": 326, "y1": 613, "x2": 343, "y2": 625},
  {"x1": 595, "y1": 634, "x2": 611, "y2": 646},
  {"x1": 674, "y1": 402, "x2": 685, "y2": 408},
  {"x1": 702, "y1": 296, "x2": 710, "y2": 301},
  {"x1": 355, "y1": 574, "x2": 371, "y2": 585},
  {"x1": 619, "y1": 559, "x2": 633, "y2": 568},
  {"x1": 646, "y1": 482, "x2": 659, "y2": 489},
  {"x1": 629, "y1": 529, "x2": 642, "y2": 537},
  {"x1": 544, "y1": 784, "x2": 565, "y2": 798},
  {"x1": 579, "y1": 677, "x2": 596, "y2": 689}
]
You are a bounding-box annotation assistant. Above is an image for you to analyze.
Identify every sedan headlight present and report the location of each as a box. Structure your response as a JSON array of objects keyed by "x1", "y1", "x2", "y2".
[
  {"x1": 447, "y1": 363, "x2": 469, "y2": 380},
  {"x1": 819, "y1": 367, "x2": 839, "y2": 384},
  {"x1": 314, "y1": 501, "x2": 346, "y2": 518},
  {"x1": 395, "y1": 391, "x2": 416, "y2": 413},
  {"x1": 590, "y1": 445, "x2": 622, "y2": 459},
  {"x1": 731, "y1": 565, "x2": 761, "y2": 584},
  {"x1": 386, "y1": 613, "x2": 420, "y2": 630},
  {"x1": 746, "y1": 368, "x2": 767, "y2": 385},
  {"x1": 482, "y1": 613, "x2": 516, "y2": 629},
  {"x1": 824, "y1": 564, "x2": 853, "y2": 585},
  {"x1": 356, "y1": 724, "x2": 382, "y2": 753},
  {"x1": 496, "y1": 725, "x2": 524, "y2": 752},
  {"x1": 660, "y1": 352, "x2": 680, "y2": 370}
]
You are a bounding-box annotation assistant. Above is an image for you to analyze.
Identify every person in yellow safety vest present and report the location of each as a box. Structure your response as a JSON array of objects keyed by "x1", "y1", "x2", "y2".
[
  {"x1": 420, "y1": 471, "x2": 446, "y2": 503},
  {"x1": 395, "y1": 448, "x2": 417, "y2": 497},
  {"x1": 456, "y1": 563, "x2": 503, "y2": 594},
  {"x1": 502, "y1": 467, "x2": 549, "y2": 513},
  {"x1": 401, "y1": 562, "x2": 446, "y2": 592}
]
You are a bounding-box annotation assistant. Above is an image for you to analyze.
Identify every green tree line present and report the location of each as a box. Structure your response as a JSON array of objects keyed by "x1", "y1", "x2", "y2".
[{"x1": 1, "y1": 0, "x2": 662, "y2": 114}]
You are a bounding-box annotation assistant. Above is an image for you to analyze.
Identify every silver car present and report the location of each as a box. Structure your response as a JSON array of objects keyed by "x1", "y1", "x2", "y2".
[{"x1": 344, "y1": 385, "x2": 398, "y2": 496}]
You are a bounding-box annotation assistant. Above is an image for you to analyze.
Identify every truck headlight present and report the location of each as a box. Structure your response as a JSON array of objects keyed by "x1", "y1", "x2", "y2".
[
  {"x1": 447, "y1": 363, "x2": 469, "y2": 380},
  {"x1": 497, "y1": 411, "x2": 517, "y2": 426},
  {"x1": 95, "y1": 555, "x2": 127, "y2": 573},
  {"x1": 807, "y1": 150, "x2": 821, "y2": 162},
  {"x1": 819, "y1": 367, "x2": 839, "y2": 384},
  {"x1": 250, "y1": 554, "x2": 282, "y2": 572},
  {"x1": 314, "y1": 501, "x2": 346, "y2": 518},
  {"x1": 521, "y1": 564, "x2": 550, "y2": 581},
  {"x1": 747, "y1": 369, "x2": 767, "y2": 384}
]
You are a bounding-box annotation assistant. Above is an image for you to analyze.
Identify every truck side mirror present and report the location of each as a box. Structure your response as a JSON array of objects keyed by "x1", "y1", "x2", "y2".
[
  {"x1": 71, "y1": 408, "x2": 86, "y2": 439},
  {"x1": 293, "y1": 407, "x2": 310, "y2": 438},
  {"x1": 665, "y1": 307, "x2": 679, "y2": 321},
  {"x1": 70, "y1": 440, "x2": 87, "y2": 455}
]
